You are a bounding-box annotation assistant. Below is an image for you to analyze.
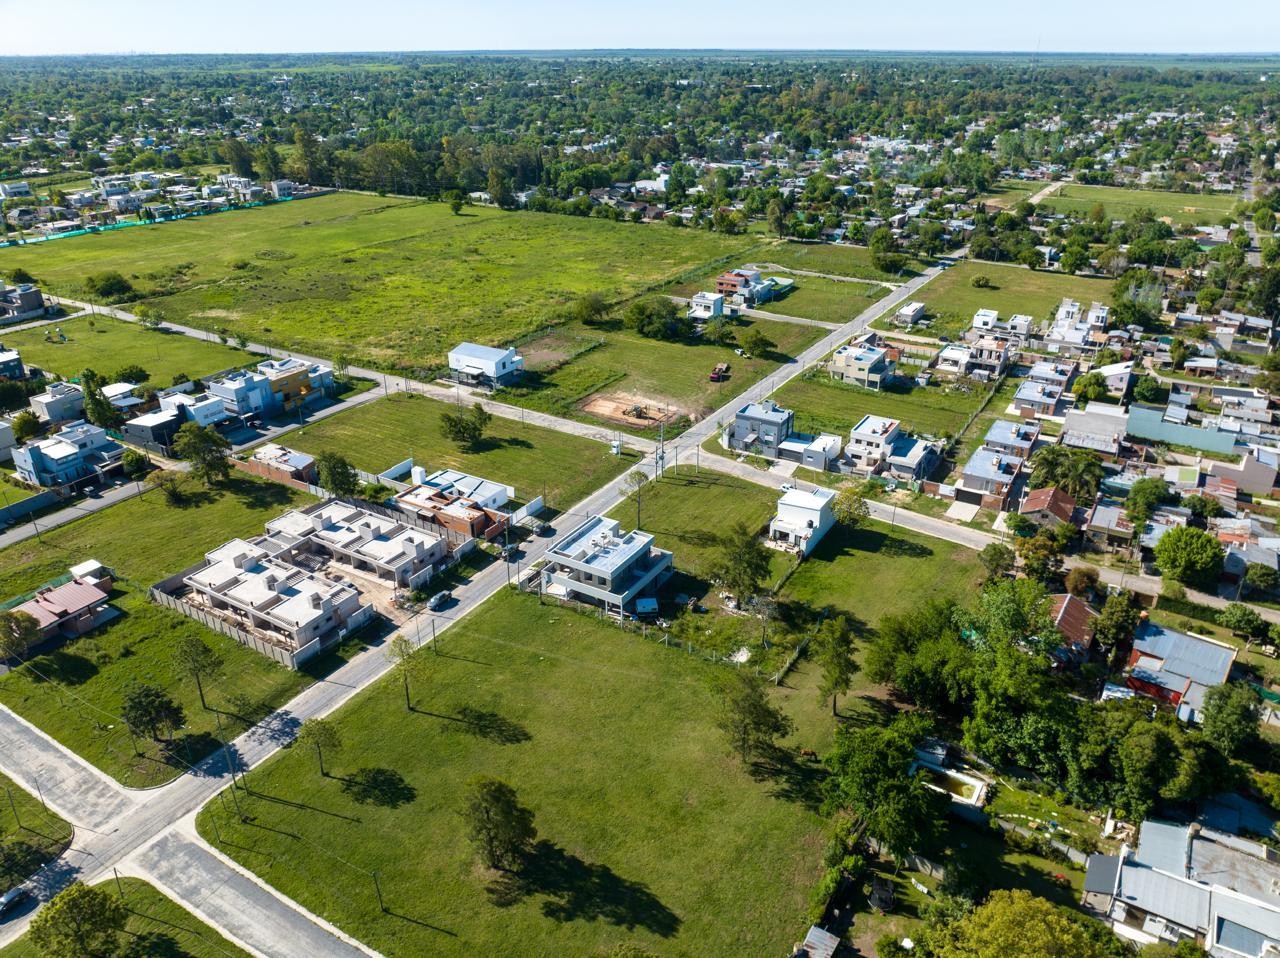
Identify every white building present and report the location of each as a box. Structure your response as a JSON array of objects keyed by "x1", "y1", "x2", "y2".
[
  {"x1": 935, "y1": 344, "x2": 973, "y2": 376},
  {"x1": 768, "y1": 487, "x2": 836, "y2": 556},
  {"x1": 29, "y1": 382, "x2": 84, "y2": 422},
  {"x1": 160, "y1": 391, "x2": 231, "y2": 428},
  {"x1": 687, "y1": 291, "x2": 725, "y2": 320},
  {"x1": 541, "y1": 515, "x2": 673, "y2": 615},
  {"x1": 447, "y1": 342, "x2": 525, "y2": 388},
  {"x1": 894, "y1": 301, "x2": 926, "y2": 325}
]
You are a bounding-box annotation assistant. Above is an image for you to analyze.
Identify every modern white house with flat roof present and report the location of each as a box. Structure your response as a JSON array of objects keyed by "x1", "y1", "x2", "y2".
[
  {"x1": 769, "y1": 487, "x2": 836, "y2": 556},
  {"x1": 13, "y1": 420, "x2": 123, "y2": 488},
  {"x1": 542, "y1": 515, "x2": 673, "y2": 615},
  {"x1": 894, "y1": 301, "x2": 925, "y2": 326},
  {"x1": 29, "y1": 381, "x2": 84, "y2": 422},
  {"x1": 845, "y1": 414, "x2": 902, "y2": 473},
  {"x1": 447, "y1": 342, "x2": 525, "y2": 388},
  {"x1": 687, "y1": 291, "x2": 725, "y2": 320}
]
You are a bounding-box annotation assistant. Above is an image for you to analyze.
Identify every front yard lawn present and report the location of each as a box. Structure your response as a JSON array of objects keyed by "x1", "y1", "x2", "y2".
[{"x1": 0, "y1": 772, "x2": 72, "y2": 895}]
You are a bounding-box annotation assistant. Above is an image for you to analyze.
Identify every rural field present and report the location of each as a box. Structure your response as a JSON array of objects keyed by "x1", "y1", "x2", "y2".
[
  {"x1": 276, "y1": 392, "x2": 637, "y2": 511},
  {"x1": 0, "y1": 878, "x2": 253, "y2": 958},
  {"x1": 1038, "y1": 183, "x2": 1240, "y2": 226},
  {"x1": 502, "y1": 314, "x2": 822, "y2": 434},
  {"x1": 0, "y1": 476, "x2": 321, "y2": 787},
  {"x1": 889, "y1": 259, "x2": 1116, "y2": 340},
  {"x1": 0, "y1": 772, "x2": 71, "y2": 895},
  {"x1": 197, "y1": 588, "x2": 828, "y2": 958},
  {"x1": 0, "y1": 193, "x2": 754, "y2": 373},
  {"x1": 4, "y1": 315, "x2": 252, "y2": 385},
  {"x1": 773, "y1": 369, "x2": 989, "y2": 439}
]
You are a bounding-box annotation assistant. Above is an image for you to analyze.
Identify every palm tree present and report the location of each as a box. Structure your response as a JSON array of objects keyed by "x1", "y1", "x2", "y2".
[
  {"x1": 1029, "y1": 444, "x2": 1070, "y2": 489},
  {"x1": 1058, "y1": 449, "x2": 1104, "y2": 502}
]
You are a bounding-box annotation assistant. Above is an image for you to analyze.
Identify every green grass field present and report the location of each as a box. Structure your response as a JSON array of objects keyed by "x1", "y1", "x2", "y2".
[
  {"x1": 0, "y1": 477, "x2": 321, "y2": 787},
  {"x1": 0, "y1": 772, "x2": 72, "y2": 895},
  {"x1": 1039, "y1": 183, "x2": 1239, "y2": 226},
  {"x1": 0, "y1": 467, "x2": 38, "y2": 506},
  {"x1": 0, "y1": 193, "x2": 754, "y2": 373},
  {"x1": 0, "y1": 878, "x2": 253, "y2": 958},
  {"x1": 5, "y1": 316, "x2": 252, "y2": 385},
  {"x1": 197, "y1": 588, "x2": 827, "y2": 958},
  {"x1": 773, "y1": 370, "x2": 987, "y2": 440},
  {"x1": 762, "y1": 276, "x2": 888, "y2": 324},
  {"x1": 276, "y1": 392, "x2": 636, "y2": 511},
  {"x1": 979, "y1": 179, "x2": 1050, "y2": 209},
  {"x1": 503, "y1": 315, "x2": 822, "y2": 430},
  {"x1": 899, "y1": 260, "x2": 1116, "y2": 339},
  {"x1": 758, "y1": 242, "x2": 926, "y2": 282},
  {"x1": 783, "y1": 518, "x2": 984, "y2": 629}
]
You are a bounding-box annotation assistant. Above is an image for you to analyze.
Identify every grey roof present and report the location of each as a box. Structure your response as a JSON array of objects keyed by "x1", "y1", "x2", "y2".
[
  {"x1": 962, "y1": 447, "x2": 1022, "y2": 483},
  {"x1": 1014, "y1": 380, "x2": 1061, "y2": 405},
  {"x1": 1135, "y1": 820, "x2": 1190, "y2": 875},
  {"x1": 1117, "y1": 863, "x2": 1210, "y2": 932},
  {"x1": 984, "y1": 419, "x2": 1038, "y2": 451},
  {"x1": 450, "y1": 342, "x2": 513, "y2": 362},
  {"x1": 737, "y1": 400, "x2": 791, "y2": 425},
  {"x1": 1133, "y1": 621, "x2": 1236, "y2": 703},
  {"x1": 1084, "y1": 854, "x2": 1121, "y2": 895}
]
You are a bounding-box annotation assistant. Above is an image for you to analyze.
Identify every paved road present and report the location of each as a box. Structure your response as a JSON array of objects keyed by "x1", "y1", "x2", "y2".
[{"x1": 0, "y1": 478, "x2": 150, "y2": 551}]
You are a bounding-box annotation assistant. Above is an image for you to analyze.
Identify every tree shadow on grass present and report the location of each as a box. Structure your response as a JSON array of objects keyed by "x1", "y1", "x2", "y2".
[
  {"x1": 471, "y1": 435, "x2": 533, "y2": 453},
  {"x1": 227, "y1": 476, "x2": 296, "y2": 511},
  {"x1": 160, "y1": 486, "x2": 220, "y2": 510},
  {"x1": 748, "y1": 743, "x2": 829, "y2": 811},
  {"x1": 339, "y1": 767, "x2": 416, "y2": 808},
  {"x1": 23, "y1": 649, "x2": 97, "y2": 685},
  {"x1": 444, "y1": 705, "x2": 532, "y2": 745},
  {"x1": 118, "y1": 932, "x2": 187, "y2": 958},
  {"x1": 486, "y1": 840, "x2": 681, "y2": 937}
]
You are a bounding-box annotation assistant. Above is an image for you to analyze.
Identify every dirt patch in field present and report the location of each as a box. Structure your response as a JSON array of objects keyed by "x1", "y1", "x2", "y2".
[
  {"x1": 581, "y1": 392, "x2": 686, "y2": 428},
  {"x1": 522, "y1": 345, "x2": 572, "y2": 370}
]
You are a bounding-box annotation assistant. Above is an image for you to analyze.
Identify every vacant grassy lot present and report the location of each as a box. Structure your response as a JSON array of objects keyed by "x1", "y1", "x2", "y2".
[
  {"x1": 980, "y1": 179, "x2": 1051, "y2": 209},
  {"x1": 607, "y1": 467, "x2": 790, "y2": 585},
  {"x1": 774, "y1": 370, "x2": 987, "y2": 440},
  {"x1": 197, "y1": 588, "x2": 827, "y2": 958},
  {"x1": 503, "y1": 315, "x2": 822, "y2": 432},
  {"x1": 0, "y1": 771, "x2": 71, "y2": 895},
  {"x1": 763, "y1": 276, "x2": 888, "y2": 324},
  {"x1": 1040, "y1": 183, "x2": 1239, "y2": 226},
  {"x1": 278, "y1": 392, "x2": 636, "y2": 511},
  {"x1": 784, "y1": 518, "x2": 984, "y2": 629},
  {"x1": 897, "y1": 259, "x2": 1116, "y2": 339},
  {"x1": 1, "y1": 194, "x2": 753, "y2": 372},
  {"x1": 759, "y1": 242, "x2": 926, "y2": 282},
  {"x1": 0, "y1": 477, "x2": 319, "y2": 786},
  {"x1": 0, "y1": 878, "x2": 253, "y2": 958},
  {"x1": 5, "y1": 316, "x2": 251, "y2": 385}
]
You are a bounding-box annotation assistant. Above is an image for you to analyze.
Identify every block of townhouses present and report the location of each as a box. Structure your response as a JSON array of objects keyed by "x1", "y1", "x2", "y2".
[
  {"x1": 541, "y1": 515, "x2": 673, "y2": 615},
  {"x1": 12, "y1": 420, "x2": 123, "y2": 488},
  {"x1": 971, "y1": 308, "x2": 1032, "y2": 339}
]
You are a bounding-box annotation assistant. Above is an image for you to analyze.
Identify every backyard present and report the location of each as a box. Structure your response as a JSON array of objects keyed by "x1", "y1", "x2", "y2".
[
  {"x1": 0, "y1": 476, "x2": 322, "y2": 787},
  {"x1": 197, "y1": 588, "x2": 829, "y2": 958},
  {"x1": 4, "y1": 315, "x2": 253, "y2": 385},
  {"x1": 0, "y1": 193, "x2": 755, "y2": 373},
  {"x1": 276, "y1": 392, "x2": 638, "y2": 511},
  {"x1": 1039, "y1": 183, "x2": 1240, "y2": 227},
  {"x1": 0, "y1": 878, "x2": 253, "y2": 958},
  {"x1": 773, "y1": 369, "x2": 990, "y2": 440},
  {"x1": 0, "y1": 772, "x2": 71, "y2": 895},
  {"x1": 882, "y1": 260, "x2": 1116, "y2": 341}
]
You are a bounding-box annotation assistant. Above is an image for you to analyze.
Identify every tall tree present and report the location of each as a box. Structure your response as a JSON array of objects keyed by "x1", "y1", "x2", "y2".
[
  {"x1": 1153, "y1": 526, "x2": 1225, "y2": 590},
  {"x1": 172, "y1": 635, "x2": 223, "y2": 710},
  {"x1": 934, "y1": 889, "x2": 1116, "y2": 958},
  {"x1": 710, "y1": 521, "x2": 772, "y2": 604},
  {"x1": 316, "y1": 451, "x2": 360, "y2": 498},
  {"x1": 29, "y1": 881, "x2": 128, "y2": 958},
  {"x1": 832, "y1": 483, "x2": 870, "y2": 529},
  {"x1": 460, "y1": 776, "x2": 537, "y2": 871},
  {"x1": 813, "y1": 615, "x2": 858, "y2": 715},
  {"x1": 296, "y1": 718, "x2": 343, "y2": 777},
  {"x1": 711, "y1": 669, "x2": 793, "y2": 763},
  {"x1": 0, "y1": 609, "x2": 40, "y2": 662},
  {"x1": 220, "y1": 137, "x2": 255, "y2": 179},
  {"x1": 386, "y1": 634, "x2": 423, "y2": 711},
  {"x1": 1201, "y1": 682, "x2": 1261, "y2": 759},
  {"x1": 172, "y1": 422, "x2": 231, "y2": 485},
  {"x1": 120, "y1": 681, "x2": 185, "y2": 742}
]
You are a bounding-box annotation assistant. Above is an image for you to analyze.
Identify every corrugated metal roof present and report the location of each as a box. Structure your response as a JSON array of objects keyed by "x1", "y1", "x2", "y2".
[
  {"x1": 1135, "y1": 820, "x2": 1191, "y2": 875},
  {"x1": 1118, "y1": 863, "x2": 1209, "y2": 932}
]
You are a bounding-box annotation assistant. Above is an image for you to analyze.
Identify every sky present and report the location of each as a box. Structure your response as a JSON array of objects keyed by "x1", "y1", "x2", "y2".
[{"x1": 4, "y1": 0, "x2": 1280, "y2": 57}]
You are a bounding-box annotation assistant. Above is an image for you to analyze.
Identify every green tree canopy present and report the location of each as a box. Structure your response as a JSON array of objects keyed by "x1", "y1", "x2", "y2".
[{"x1": 1153, "y1": 526, "x2": 1224, "y2": 591}]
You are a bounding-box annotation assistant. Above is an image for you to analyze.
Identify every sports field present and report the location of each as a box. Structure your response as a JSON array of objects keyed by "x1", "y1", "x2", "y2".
[
  {"x1": 1038, "y1": 183, "x2": 1239, "y2": 226},
  {"x1": 0, "y1": 193, "x2": 754, "y2": 373}
]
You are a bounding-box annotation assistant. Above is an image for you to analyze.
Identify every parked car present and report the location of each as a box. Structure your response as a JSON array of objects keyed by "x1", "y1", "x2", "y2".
[
  {"x1": 427, "y1": 590, "x2": 452, "y2": 611},
  {"x1": 0, "y1": 887, "x2": 30, "y2": 920}
]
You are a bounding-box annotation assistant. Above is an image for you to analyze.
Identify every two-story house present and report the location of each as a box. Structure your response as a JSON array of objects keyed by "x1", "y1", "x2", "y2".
[
  {"x1": 768, "y1": 487, "x2": 836, "y2": 556},
  {"x1": 541, "y1": 515, "x2": 673, "y2": 615},
  {"x1": 727, "y1": 400, "x2": 795, "y2": 458},
  {"x1": 12, "y1": 420, "x2": 124, "y2": 488},
  {"x1": 829, "y1": 338, "x2": 896, "y2": 391}
]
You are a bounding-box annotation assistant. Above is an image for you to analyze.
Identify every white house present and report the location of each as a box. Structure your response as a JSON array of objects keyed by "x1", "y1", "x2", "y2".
[
  {"x1": 687, "y1": 291, "x2": 725, "y2": 321},
  {"x1": 935, "y1": 344, "x2": 973, "y2": 376},
  {"x1": 894, "y1": 301, "x2": 926, "y2": 325},
  {"x1": 161, "y1": 391, "x2": 232, "y2": 428},
  {"x1": 447, "y1": 342, "x2": 525, "y2": 388},
  {"x1": 769, "y1": 487, "x2": 836, "y2": 556},
  {"x1": 29, "y1": 382, "x2": 84, "y2": 422}
]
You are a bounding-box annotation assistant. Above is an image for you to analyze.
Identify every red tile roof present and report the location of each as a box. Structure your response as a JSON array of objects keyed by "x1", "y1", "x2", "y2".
[
  {"x1": 1021, "y1": 486, "x2": 1077, "y2": 525},
  {"x1": 16, "y1": 579, "x2": 108, "y2": 630},
  {"x1": 1050, "y1": 593, "x2": 1099, "y2": 652}
]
